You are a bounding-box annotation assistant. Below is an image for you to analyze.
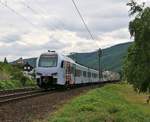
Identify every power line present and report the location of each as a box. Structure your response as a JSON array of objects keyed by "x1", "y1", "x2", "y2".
[
  {"x1": 21, "y1": 0, "x2": 64, "y2": 31},
  {"x1": 0, "y1": 1, "x2": 53, "y2": 44},
  {"x1": 21, "y1": 1, "x2": 55, "y2": 31},
  {"x1": 0, "y1": 1, "x2": 57, "y2": 36},
  {"x1": 20, "y1": 1, "x2": 66, "y2": 42},
  {"x1": 31, "y1": 0, "x2": 66, "y2": 30},
  {"x1": 21, "y1": 2, "x2": 39, "y2": 15},
  {"x1": 0, "y1": 1, "x2": 37, "y2": 28},
  {"x1": 71, "y1": 0, "x2": 94, "y2": 40}
]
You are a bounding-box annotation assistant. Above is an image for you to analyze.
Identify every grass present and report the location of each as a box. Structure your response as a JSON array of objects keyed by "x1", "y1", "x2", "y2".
[
  {"x1": 0, "y1": 80, "x2": 36, "y2": 90},
  {"x1": 43, "y1": 83, "x2": 150, "y2": 122}
]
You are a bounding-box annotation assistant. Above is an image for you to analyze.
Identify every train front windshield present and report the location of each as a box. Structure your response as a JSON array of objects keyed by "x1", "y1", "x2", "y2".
[{"x1": 39, "y1": 54, "x2": 58, "y2": 67}]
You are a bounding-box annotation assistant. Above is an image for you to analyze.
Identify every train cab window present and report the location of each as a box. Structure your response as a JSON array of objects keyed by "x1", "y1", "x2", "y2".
[
  {"x1": 88, "y1": 72, "x2": 91, "y2": 78},
  {"x1": 39, "y1": 54, "x2": 58, "y2": 67}
]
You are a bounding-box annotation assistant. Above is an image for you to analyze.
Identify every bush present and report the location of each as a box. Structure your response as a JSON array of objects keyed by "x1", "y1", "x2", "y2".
[{"x1": 0, "y1": 62, "x2": 36, "y2": 90}]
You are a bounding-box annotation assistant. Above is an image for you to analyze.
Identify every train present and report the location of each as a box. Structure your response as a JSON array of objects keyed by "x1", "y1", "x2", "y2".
[{"x1": 35, "y1": 51, "x2": 119, "y2": 89}]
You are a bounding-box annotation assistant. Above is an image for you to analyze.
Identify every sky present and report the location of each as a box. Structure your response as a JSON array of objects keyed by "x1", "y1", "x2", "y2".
[{"x1": 0, "y1": 0, "x2": 149, "y2": 61}]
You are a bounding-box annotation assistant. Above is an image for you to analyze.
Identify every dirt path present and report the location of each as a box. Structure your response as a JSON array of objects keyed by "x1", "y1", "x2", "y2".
[{"x1": 0, "y1": 85, "x2": 103, "y2": 122}]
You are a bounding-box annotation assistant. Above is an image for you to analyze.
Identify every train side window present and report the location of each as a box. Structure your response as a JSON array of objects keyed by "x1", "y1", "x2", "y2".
[
  {"x1": 75, "y1": 69, "x2": 77, "y2": 76},
  {"x1": 92, "y1": 73, "x2": 94, "y2": 78},
  {"x1": 88, "y1": 72, "x2": 91, "y2": 78},
  {"x1": 94, "y1": 73, "x2": 97, "y2": 78},
  {"x1": 96, "y1": 74, "x2": 98, "y2": 78},
  {"x1": 83, "y1": 71, "x2": 86, "y2": 77},
  {"x1": 71, "y1": 65, "x2": 75, "y2": 74},
  {"x1": 71, "y1": 66, "x2": 73, "y2": 73},
  {"x1": 86, "y1": 72, "x2": 88, "y2": 77},
  {"x1": 78, "y1": 70, "x2": 81, "y2": 77},
  {"x1": 61, "y1": 61, "x2": 64, "y2": 68},
  {"x1": 75, "y1": 69, "x2": 81, "y2": 77}
]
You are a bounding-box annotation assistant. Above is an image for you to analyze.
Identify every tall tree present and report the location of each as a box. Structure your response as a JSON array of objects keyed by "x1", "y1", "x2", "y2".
[
  {"x1": 127, "y1": 0, "x2": 145, "y2": 16},
  {"x1": 124, "y1": 1, "x2": 150, "y2": 103},
  {"x1": 4, "y1": 57, "x2": 8, "y2": 64}
]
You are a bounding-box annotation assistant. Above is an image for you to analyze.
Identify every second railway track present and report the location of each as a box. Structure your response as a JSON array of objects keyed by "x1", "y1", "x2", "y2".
[{"x1": 0, "y1": 89, "x2": 53, "y2": 105}]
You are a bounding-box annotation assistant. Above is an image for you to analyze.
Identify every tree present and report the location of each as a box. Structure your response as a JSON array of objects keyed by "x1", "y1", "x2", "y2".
[
  {"x1": 124, "y1": 1, "x2": 150, "y2": 103},
  {"x1": 4, "y1": 57, "x2": 8, "y2": 64},
  {"x1": 127, "y1": 0, "x2": 145, "y2": 16}
]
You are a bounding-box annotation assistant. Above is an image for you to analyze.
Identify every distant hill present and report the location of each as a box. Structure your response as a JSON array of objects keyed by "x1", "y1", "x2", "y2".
[
  {"x1": 12, "y1": 42, "x2": 132, "y2": 72},
  {"x1": 11, "y1": 57, "x2": 37, "y2": 68},
  {"x1": 23, "y1": 58, "x2": 37, "y2": 68},
  {"x1": 69, "y1": 42, "x2": 132, "y2": 72}
]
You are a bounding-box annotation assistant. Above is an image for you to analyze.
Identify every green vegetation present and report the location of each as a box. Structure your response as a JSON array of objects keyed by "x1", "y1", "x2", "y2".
[
  {"x1": 123, "y1": 1, "x2": 150, "y2": 94},
  {"x1": 46, "y1": 83, "x2": 150, "y2": 122},
  {"x1": 0, "y1": 62, "x2": 35, "y2": 90}
]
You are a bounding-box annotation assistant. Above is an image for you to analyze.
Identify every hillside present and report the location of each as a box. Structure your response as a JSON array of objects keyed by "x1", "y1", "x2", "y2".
[
  {"x1": 14, "y1": 42, "x2": 132, "y2": 72},
  {"x1": 70, "y1": 42, "x2": 132, "y2": 72}
]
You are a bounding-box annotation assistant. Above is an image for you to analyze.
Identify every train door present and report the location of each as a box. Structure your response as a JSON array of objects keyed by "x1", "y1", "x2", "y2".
[
  {"x1": 65, "y1": 62, "x2": 75, "y2": 85},
  {"x1": 71, "y1": 64, "x2": 76, "y2": 84},
  {"x1": 65, "y1": 61, "x2": 71, "y2": 85}
]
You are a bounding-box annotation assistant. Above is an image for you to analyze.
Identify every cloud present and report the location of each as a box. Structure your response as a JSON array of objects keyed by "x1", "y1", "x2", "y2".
[
  {"x1": 0, "y1": 33, "x2": 21, "y2": 43},
  {"x1": 1, "y1": 0, "x2": 148, "y2": 61}
]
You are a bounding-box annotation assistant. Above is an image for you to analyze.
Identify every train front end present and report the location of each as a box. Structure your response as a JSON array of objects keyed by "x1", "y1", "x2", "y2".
[{"x1": 35, "y1": 51, "x2": 61, "y2": 89}]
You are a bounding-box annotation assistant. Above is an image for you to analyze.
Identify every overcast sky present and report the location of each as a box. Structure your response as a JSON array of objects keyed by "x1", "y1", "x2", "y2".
[{"x1": 0, "y1": 0, "x2": 149, "y2": 61}]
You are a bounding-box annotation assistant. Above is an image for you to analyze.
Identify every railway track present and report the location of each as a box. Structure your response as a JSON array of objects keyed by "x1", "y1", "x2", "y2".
[
  {"x1": 0, "y1": 87, "x2": 39, "y2": 95},
  {"x1": 0, "y1": 89, "x2": 52, "y2": 105}
]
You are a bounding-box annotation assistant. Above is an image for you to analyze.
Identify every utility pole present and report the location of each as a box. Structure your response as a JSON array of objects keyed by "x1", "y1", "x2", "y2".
[
  {"x1": 98, "y1": 48, "x2": 102, "y2": 80},
  {"x1": 75, "y1": 53, "x2": 77, "y2": 63}
]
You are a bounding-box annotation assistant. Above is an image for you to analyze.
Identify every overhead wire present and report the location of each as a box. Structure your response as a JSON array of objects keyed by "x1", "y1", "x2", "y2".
[
  {"x1": 31, "y1": 0, "x2": 66, "y2": 30},
  {"x1": 71, "y1": 0, "x2": 103, "y2": 72},
  {"x1": 21, "y1": 1, "x2": 64, "y2": 30},
  {"x1": 1, "y1": 0, "x2": 95, "y2": 50},
  {"x1": 20, "y1": 1, "x2": 58, "y2": 31},
  {"x1": 0, "y1": 0, "x2": 60, "y2": 33},
  {"x1": 21, "y1": 2, "x2": 39, "y2": 15},
  {"x1": 0, "y1": 0, "x2": 67, "y2": 55},
  {"x1": 0, "y1": 0, "x2": 60, "y2": 43},
  {"x1": 0, "y1": 1, "x2": 37, "y2": 28},
  {"x1": 71, "y1": 0, "x2": 94, "y2": 40}
]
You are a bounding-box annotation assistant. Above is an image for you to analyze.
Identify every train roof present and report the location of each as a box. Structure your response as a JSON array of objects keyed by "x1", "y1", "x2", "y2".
[
  {"x1": 61, "y1": 54, "x2": 98, "y2": 72},
  {"x1": 40, "y1": 51, "x2": 98, "y2": 72}
]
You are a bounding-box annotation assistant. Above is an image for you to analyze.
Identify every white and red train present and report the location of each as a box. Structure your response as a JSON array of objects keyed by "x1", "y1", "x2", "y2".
[{"x1": 35, "y1": 51, "x2": 111, "y2": 89}]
